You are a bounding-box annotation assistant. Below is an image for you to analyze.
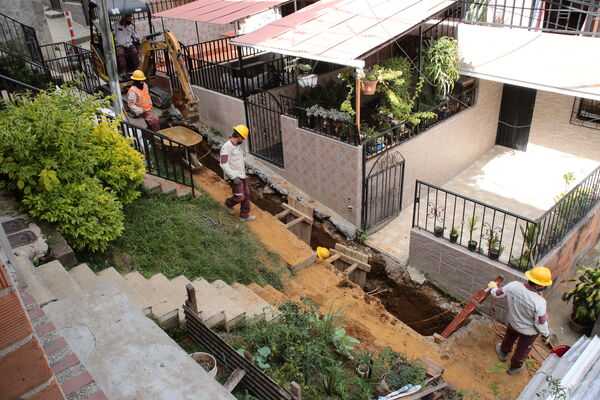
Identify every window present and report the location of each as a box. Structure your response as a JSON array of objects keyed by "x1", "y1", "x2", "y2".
[{"x1": 571, "y1": 98, "x2": 600, "y2": 130}]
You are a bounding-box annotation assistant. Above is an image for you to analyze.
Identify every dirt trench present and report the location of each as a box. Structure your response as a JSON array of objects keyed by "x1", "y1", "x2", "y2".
[{"x1": 191, "y1": 131, "x2": 457, "y2": 336}]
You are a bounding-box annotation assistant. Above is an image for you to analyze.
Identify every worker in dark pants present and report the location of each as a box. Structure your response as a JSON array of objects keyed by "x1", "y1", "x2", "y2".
[
  {"x1": 488, "y1": 266, "x2": 555, "y2": 375},
  {"x1": 220, "y1": 125, "x2": 255, "y2": 222}
]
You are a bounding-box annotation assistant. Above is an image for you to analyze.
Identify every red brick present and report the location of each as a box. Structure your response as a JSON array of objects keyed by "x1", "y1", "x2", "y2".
[
  {"x1": 50, "y1": 352, "x2": 80, "y2": 375},
  {"x1": 0, "y1": 337, "x2": 52, "y2": 400},
  {"x1": 20, "y1": 293, "x2": 36, "y2": 306},
  {"x1": 27, "y1": 380, "x2": 66, "y2": 400},
  {"x1": 0, "y1": 292, "x2": 33, "y2": 351},
  {"x1": 88, "y1": 391, "x2": 110, "y2": 400},
  {"x1": 35, "y1": 321, "x2": 56, "y2": 338},
  {"x1": 43, "y1": 337, "x2": 68, "y2": 355},
  {"x1": 28, "y1": 307, "x2": 45, "y2": 320},
  {"x1": 60, "y1": 372, "x2": 94, "y2": 396}
]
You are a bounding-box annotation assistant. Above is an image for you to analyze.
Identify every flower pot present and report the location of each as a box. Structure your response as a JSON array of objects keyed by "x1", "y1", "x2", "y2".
[
  {"x1": 356, "y1": 364, "x2": 370, "y2": 378},
  {"x1": 568, "y1": 314, "x2": 593, "y2": 335},
  {"x1": 361, "y1": 80, "x2": 378, "y2": 95},
  {"x1": 191, "y1": 352, "x2": 217, "y2": 378},
  {"x1": 488, "y1": 248, "x2": 500, "y2": 260},
  {"x1": 449, "y1": 233, "x2": 458, "y2": 243},
  {"x1": 468, "y1": 240, "x2": 477, "y2": 251},
  {"x1": 434, "y1": 227, "x2": 444, "y2": 237},
  {"x1": 298, "y1": 73, "x2": 318, "y2": 88}
]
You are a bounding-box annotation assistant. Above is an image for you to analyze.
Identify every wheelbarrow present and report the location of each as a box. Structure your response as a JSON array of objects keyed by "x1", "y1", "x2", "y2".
[{"x1": 156, "y1": 126, "x2": 203, "y2": 171}]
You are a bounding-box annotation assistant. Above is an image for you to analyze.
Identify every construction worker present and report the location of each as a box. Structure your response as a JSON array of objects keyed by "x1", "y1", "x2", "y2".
[
  {"x1": 220, "y1": 125, "x2": 255, "y2": 222},
  {"x1": 488, "y1": 266, "x2": 554, "y2": 375},
  {"x1": 127, "y1": 70, "x2": 160, "y2": 132},
  {"x1": 113, "y1": 14, "x2": 140, "y2": 80}
]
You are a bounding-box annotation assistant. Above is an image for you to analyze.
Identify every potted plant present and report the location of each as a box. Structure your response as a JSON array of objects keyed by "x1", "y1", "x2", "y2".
[
  {"x1": 360, "y1": 66, "x2": 379, "y2": 95},
  {"x1": 466, "y1": 216, "x2": 479, "y2": 251},
  {"x1": 191, "y1": 352, "x2": 217, "y2": 378},
  {"x1": 561, "y1": 262, "x2": 600, "y2": 334},
  {"x1": 486, "y1": 232, "x2": 503, "y2": 260},
  {"x1": 297, "y1": 63, "x2": 318, "y2": 88},
  {"x1": 509, "y1": 224, "x2": 539, "y2": 271},
  {"x1": 449, "y1": 226, "x2": 459, "y2": 243},
  {"x1": 355, "y1": 350, "x2": 373, "y2": 379},
  {"x1": 434, "y1": 226, "x2": 444, "y2": 237}
]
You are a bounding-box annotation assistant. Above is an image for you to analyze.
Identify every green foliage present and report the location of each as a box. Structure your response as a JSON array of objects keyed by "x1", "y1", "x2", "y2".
[
  {"x1": 77, "y1": 191, "x2": 285, "y2": 287},
  {"x1": 337, "y1": 70, "x2": 356, "y2": 116},
  {"x1": 465, "y1": 0, "x2": 489, "y2": 22},
  {"x1": 299, "y1": 80, "x2": 348, "y2": 110},
  {"x1": 0, "y1": 46, "x2": 54, "y2": 89},
  {"x1": 378, "y1": 347, "x2": 426, "y2": 390},
  {"x1": 466, "y1": 215, "x2": 479, "y2": 239},
  {"x1": 423, "y1": 37, "x2": 459, "y2": 99},
  {"x1": 562, "y1": 262, "x2": 600, "y2": 324},
  {"x1": 0, "y1": 86, "x2": 145, "y2": 251}
]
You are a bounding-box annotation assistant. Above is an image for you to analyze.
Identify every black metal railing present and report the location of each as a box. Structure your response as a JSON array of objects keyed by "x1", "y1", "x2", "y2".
[
  {"x1": 296, "y1": 106, "x2": 360, "y2": 145},
  {"x1": 39, "y1": 43, "x2": 100, "y2": 94},
  {"x1": 279, "y1": 94, "x2": 297, "y2": 117},
  {"x1": 364, "y1": 85, "x2": 477, "y2": 159},
  {"x1": 570, "y1": 97, "x2": 600, "y2": 131},
  {"x1": 0, "y1": 72, "x2": 41, "y2": 94},
  {"x1": 412, "y1": 180, "x2": 540, "y2": 270},
  {"x1": 0, "y1": 12, "x2": 43, "y2": 63},
  {"x1": 0, "y1": 47, "x2": 54, "y2": 89},
  {"x1": 184, "y1": 37, "x2": 260, "y2": 65},
  {"x1": 148, "y1": 0, "x2": 196, "y2": 14},
  {"x1": 461, "y1": 0, "x2": 600, "y2": 36},
  {"x1": 535, "y1": 165, "x2": 600, "y2": 261}
]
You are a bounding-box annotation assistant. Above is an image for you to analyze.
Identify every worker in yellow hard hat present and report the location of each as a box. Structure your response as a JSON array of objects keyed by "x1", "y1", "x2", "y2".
[
  {"x1": 487, "y1": 266, "x2": 555, "y2": 375},
  {"x1": 220, "y1": 125, "x2": 255, "y2": 222},
  {"x1": 127, "y1": 70, "x2": 160, "y2": 131}
]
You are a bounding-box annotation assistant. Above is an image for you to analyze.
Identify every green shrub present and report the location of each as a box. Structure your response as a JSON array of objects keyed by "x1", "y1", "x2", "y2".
[{"x1": 0, "y1": 85, "x2": 145, "y2": 251}]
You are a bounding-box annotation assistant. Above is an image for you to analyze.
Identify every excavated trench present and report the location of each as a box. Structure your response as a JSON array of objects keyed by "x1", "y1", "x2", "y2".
[{"x1": 191, "y1": 131, "x2": 458, "y2": 336}]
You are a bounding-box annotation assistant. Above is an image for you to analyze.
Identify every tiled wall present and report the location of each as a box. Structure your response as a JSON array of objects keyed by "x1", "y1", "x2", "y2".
[
  {"x1": 377, "y1": 79, "x2": 503, "y2": 210},
  {"x1": 529, "y1": 91, "x2": 600, "y2": 163},
  {"x1": 191, "y1": 85, "x2": 246, "y2": 137},
  {"x1": 280, "y1": 116, "x2": 363, "y2": 226}
]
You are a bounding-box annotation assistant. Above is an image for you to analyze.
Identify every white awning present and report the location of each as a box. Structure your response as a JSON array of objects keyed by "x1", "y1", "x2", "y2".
[{"x1": 458, "y1": 24, "x2": 600, "y2": 101}]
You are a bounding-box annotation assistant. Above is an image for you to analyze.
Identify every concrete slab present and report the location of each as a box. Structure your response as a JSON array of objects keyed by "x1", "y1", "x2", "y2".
[
  {"x1": 97, "y1": 267, "x2": 152, "y2": 316},
  {"x1": 231, "y1": 282, "x2": 277, "y2": 322},
  {"x1": 45, "y1": 13, "x2": 90, "y2": 45},
  {"x1": 170, "y1": 275, "x2": 192, "y2": 321},
  {"x1": 36, "y1": 260, "x2": 81, "y2": 300},
  {"x1": 211, "y1": 280, "x2": 265, "y2": 322},
  {"x1": 16, "y1": 256, "x2": 57, "y2": 306},
  {"x1": 192, "y1": 278, "x2": 245, "y2": 328},
  {"x1": 146, "y1": 273, "x2": 180, "y2": 328},
  {"x1": 42, "y1": 281, "x2": 236, "y2": 400},
  {"x1": 68, "y1": 263, "x2": 100, "y2": 290}
]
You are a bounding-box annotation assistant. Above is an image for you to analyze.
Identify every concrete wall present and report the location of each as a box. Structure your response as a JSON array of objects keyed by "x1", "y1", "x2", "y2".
[
  {"x1": 370, "y1": 79, "x2": 503, "y2": 210},
  {"x1": 280, "y1": 115, "x2": 363, "y2": 226},
  {"x1": 135, "y1": 18, "x2": 234, "y2": 45},
  {"x1": 529, "y1": 91, "x2": 600, "y2": 163},
  {"x1": 0, "y1": 0, "x2": 53, "y2": 45},
  {"x1": 61, "y1": 1, "x2": 86, "y2": 26},
  {"x1": 409, "y1": 228, "x2": 525, "y2": 322},
  {"x1": 191, "y1": 85, "x2": 245, "y2": 137}
]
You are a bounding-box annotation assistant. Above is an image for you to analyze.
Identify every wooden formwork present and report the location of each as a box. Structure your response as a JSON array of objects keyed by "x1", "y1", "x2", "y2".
[
  {"x1": 324, "y1": 244, "x2": 371, "y2": 288},
  {"x1": 275, "y1": 198, "x2": 313, "y2": 246}
]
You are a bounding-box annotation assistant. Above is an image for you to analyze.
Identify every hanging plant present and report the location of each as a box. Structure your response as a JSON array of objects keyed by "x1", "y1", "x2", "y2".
[
  {"x1": 337, "y1": 70, "x2": 356, "y2": 116},
  {"x1": 423, "y1": 36, "x2": 459, "y2": 99}
]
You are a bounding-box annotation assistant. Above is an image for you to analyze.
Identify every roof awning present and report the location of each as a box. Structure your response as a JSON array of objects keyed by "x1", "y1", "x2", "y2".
[
  {"x1": 458, "y1": 24, "x2": 600, "y2": 101},
  {"x1": 230, "y1": 0, "x2": 457, "y2": 68},
  {"x1": 154, "y1": 0, "x2": 291, "y2": 25}
]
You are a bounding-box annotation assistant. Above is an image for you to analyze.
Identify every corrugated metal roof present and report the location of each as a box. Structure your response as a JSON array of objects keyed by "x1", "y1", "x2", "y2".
[
  {"x1": 230, "y1": 0, "x2": 456, "y2": 68},
  {"x1": 155, "y1": 0, "x2": 291, "y2": 24}
]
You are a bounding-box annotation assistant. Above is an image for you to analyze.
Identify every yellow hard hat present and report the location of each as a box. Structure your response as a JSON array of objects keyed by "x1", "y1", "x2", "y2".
[
  {"x1": 316, "y1": 246, "x2": 330, "y2": 261},
  {"x1": 525, "y1": 266, "x2": 553, "y2": 287},
  {"x1": 233, "y1": 124, "x2": 249, "y2": 139},
  {"x1": 131, "y1": 70, "x2": 146, "y2": 81}
]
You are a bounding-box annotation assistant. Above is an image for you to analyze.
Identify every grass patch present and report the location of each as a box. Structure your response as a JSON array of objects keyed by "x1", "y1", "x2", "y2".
[{"x1": 76, "y1": 191, "x2": 285, "y2": 288}]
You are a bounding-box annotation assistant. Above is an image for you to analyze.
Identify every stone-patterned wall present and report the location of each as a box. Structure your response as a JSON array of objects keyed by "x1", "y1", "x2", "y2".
[
  {"x1": 280, "y1": 116, "x2": 362, "y2": 226},
  {"x1": 378, "y1": 79, "x2": 503, "y2": 210},
  {"x1": 409, "y1": 228, "x2": 526, "y2": 322},
  {"x1": 529, "y1": 91, "x2": 600, "y2": 162},
  {"x1": 191, "y1": 85, "x2": 245, "y2": 136}
]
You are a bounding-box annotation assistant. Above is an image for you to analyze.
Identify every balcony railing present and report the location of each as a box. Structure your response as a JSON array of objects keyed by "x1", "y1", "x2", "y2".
[
  {"x1": 461, "y1": 0, "x2": 600, "y2": 36},
  {"x1": 413, "y1": 163, "x2": 600, "y2": 270},
  {"x1": 295, "y1": 106, "x2": 360, "y2": 145}
]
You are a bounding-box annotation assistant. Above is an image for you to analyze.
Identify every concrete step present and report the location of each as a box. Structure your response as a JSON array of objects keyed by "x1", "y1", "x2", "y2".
[
  {"x1": 68, "y1": 263, "x2": 100, "y2": 290},
  {"x1": 124, "y1": 271, "x2": 161, "y2": 313},
  {"x1": 192, "y1": 278, "x2": 245, "y2": 330},
  {"x1": 176, "y1": 188, "x2": 192, "y2": 198},
  {"x1": 16, "y1": 256, "x2": 56, "y2": 306},
  {"x1": 160, "y1": 182, "x2": 177, "y2": 196},
  {"x1": 148, "y1": 273, "x2": 179, "y2": 329},
  {"x1": 170, "y1": 275, "x2": 192, "y2": 321},
  {"x1": 44, "y1": 10, "x2": 63, "y2": 19},
  {"x1": 97, "y1": 267, "x2": 152, "y2": 316},
  {"x1": 231, "y1": 282, "x2": 277, "y2": 322},
  {"x1": 36, "y1": 260, "x2": 81, "y2": 301},
  {"x1": 212, "y1": 280, "x2": 266, "y2": 323},
  {"x1": 142, "y1": 177, "x2": 161, "y2": 193},
  {"x1": 248, "y1": 283, "x2": 288, "y2": 307}
]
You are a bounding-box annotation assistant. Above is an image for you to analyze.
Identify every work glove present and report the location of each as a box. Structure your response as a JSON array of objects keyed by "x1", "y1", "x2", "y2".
[
  {"x1": 487, "y1": 281, "x2": 498, "y2": 289},
  {"x1": 232, "y1": 177, "x2": 241, "y2": 185},
  {"x1": 543, "y1": 332, "x2": 558, "y2": 348}
]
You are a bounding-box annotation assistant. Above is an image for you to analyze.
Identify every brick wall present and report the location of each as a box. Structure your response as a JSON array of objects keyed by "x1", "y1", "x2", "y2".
[
  {"x1": 529, "y1": 91, "x2": 600, "y2": 163},
  {"x1": 409, "y1": 228, "x2": 525, "y2": 322},
  {"x1": 136, "y1": 19, "x2": 234, "y2": 45},
  {"x1": 0, "y1": 263, "x2": 65, "y2": 400},
  {"x1": 280, "y1": 116, "x2": 363, "y2": 226},
  {"x1": 191, "y1": 86, "x2": 246, "y2": 137},
  {"x1": 373, "y1": 79, "x2": 503, "y2": 210}
]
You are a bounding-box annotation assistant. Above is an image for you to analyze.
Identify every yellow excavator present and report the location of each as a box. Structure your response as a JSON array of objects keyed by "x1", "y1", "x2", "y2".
[{"x1": 87, "y1": 0, "x2": 198, "y2": 121}]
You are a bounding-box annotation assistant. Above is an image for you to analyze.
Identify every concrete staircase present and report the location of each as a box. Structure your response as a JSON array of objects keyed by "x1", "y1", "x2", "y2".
[
  {"x1": 18, "y1": 257, "x2": 279, "y2": 330},
  {"x1": 143, "y1": 174, "x2": 194, "y2": 198}
]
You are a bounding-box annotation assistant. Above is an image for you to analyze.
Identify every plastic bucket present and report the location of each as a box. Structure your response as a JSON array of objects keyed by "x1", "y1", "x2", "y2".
[{"x1": 191, "y1": 352, "x2": 217, "y2": 378}]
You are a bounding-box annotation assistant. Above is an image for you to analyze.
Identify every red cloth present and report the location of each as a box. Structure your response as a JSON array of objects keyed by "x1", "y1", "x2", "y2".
[
  {"x1": 116, "y1": 45, "x2": 139, "y2": 74},
  {"x1": 501, "y1": 324, "x2": 538, "y2": 369}
]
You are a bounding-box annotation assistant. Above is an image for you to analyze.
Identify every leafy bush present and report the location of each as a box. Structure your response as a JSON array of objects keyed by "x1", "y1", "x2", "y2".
[
  {"x1": 423, "y1": 37, "x2": 459, "y2": 99},
  {"x1": 0, "y1": 86, "x2": 145, "y2": 251},
  {"x1": 0, "y1": 45, "x2": 55, "y2": 89}
]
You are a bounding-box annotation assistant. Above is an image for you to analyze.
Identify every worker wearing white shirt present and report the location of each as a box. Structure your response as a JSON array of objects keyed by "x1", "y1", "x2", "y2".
[{"x1": 113, "y1": 14, "x2": 140, "y2": 78}]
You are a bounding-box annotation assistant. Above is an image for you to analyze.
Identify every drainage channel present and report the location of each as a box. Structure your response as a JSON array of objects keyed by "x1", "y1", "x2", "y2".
[{"x1": 189, "y1": 126, "x2": 459, "y2": 336}]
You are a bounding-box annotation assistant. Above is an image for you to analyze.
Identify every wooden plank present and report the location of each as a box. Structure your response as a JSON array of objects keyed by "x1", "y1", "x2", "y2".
[
  {"x1": 282, "y1": 203, "x2": 313, "y2": 223},
  {"x1": 223, "y1": 368, "x2": 247, "y2": 392},
  {"x1": 343, "y1": 263, "x2": 359, "y2": 277},
  {"x1": 285, "y1": 216, "x2": 304, "y2": 229},
  {"x1": 353, "y1": 270, "x2": 367, "y2": 288},
  {"x1": 403, "y1": 383, "x2": 448, "y2": 400},
  {"x1": 275, "y1": 209, "x2": 292, "y2": 220},
  {"x1": 323, "y1": 253, "x2": 341, "y2": 263}
]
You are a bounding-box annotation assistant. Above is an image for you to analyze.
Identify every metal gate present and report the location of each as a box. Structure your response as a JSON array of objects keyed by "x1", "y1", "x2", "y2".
[
  {"x1": 245, "y1": 90, "x2": 284, "y2": 167},
  {"x1": 362, "y1": 149, "x2": 405, "y2": 231}
]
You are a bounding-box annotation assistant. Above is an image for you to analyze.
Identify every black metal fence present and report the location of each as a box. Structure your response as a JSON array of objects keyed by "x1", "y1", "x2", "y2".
[
  {"x1": 39, "y1": 42, "x2": 100, "y2": 94},
  {"x1": 535, "y1": 165, "x2": 600, "y2": 261},
  {"x1": 364, "y1": 85, "x2": 477, "y2": 159},
  {"x1": 295, "y1": 106, "x2": 360, "y2": 145},
  {"x1": 0, "y1": 12, "x2": 43, "y2": 63},
  {"x1": 570, "y1": 97, "x2": 600, "y2": 131},
  {"x1": 184, "y1": 37, "x2": 260, "y2": 64},
  {"x1": 148, "y1": 0, "x2": 196, "y2": 14},
  {"x1": 0, "y1": 72, "x2": 41, "y2": 95},
  {"x1": 460, "y1": 0, "x2": 600, "y2": 36}
]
